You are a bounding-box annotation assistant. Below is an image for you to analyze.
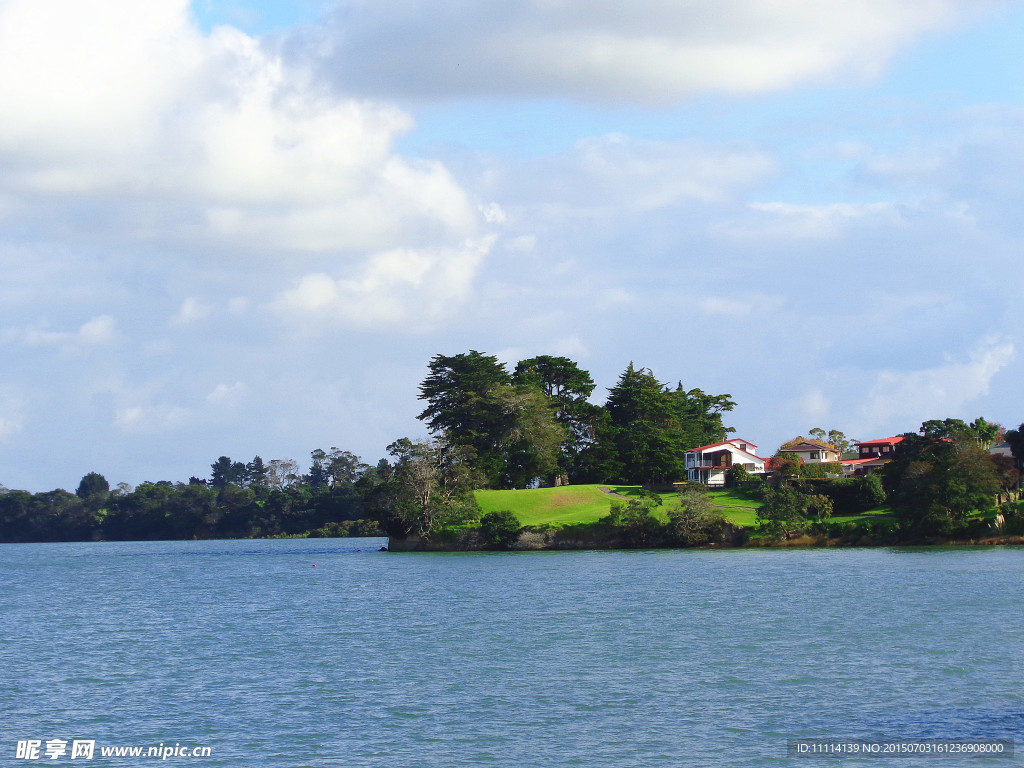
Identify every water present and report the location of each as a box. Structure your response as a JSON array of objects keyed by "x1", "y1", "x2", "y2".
[{"x1": 2, "y1": 540, "x2": 1022, "y2": 766}]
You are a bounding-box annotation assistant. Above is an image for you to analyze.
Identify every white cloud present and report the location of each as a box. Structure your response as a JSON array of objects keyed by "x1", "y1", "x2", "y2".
[
  {"x1": 171, "y1": 298, "x2": 211, "y2": 326},
  {"x1": 718, "y1": 201, "x2": 901, "y2": 241},
  {"x1": 275, "y1": 237, "x2": 495, "y2": 329},
  {"x1": 114, "y1": 404, "x2": 192, "y2": 433},
  {"x1": 0, "y1": 0, "x2": 482, "y2": 256},
  {"x1": 2, "y1": 315, "x2": 117, "y2": 349},
  {"x1": 789, "y1": 389, "x2": 831, "y2": 424},
  {"x1": 566, "y1": 134, "x2": 775, "y2": 210},
  {"x1": 206, "y1": 381, "x2": 248, "y2": 405},
  {"x1": 856, "y1": 338, "x2": 1015, "y2": 434},
  {"x1": 77, "y1": 315, "x2": 118, "y2": 345},
  {"x1": 301, "y1": 0, "x2": 978, "y2": 104},
  {"x1": 696, "y1": 295, "x2": 786, "y2": 318},
  {"x1": 504, "y1": 235, "x2": 537, "y2": 254},
  {"x1": 551, "y1": 335, "x2": 589, "y2": 359}
]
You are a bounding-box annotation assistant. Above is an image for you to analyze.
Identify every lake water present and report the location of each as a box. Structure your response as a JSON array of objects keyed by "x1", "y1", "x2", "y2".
[{"x1": 1, "y1": 539, "x2": 1022, "y2": 767}]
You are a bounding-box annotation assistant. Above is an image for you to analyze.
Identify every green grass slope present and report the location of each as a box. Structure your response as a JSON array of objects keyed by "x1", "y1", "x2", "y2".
[
  {"x1": 475, "y1": 484, "x2": 764, "y2": 528},
  {"x1": 475, "y1": 484, "x2": 617, "y2": 526}
]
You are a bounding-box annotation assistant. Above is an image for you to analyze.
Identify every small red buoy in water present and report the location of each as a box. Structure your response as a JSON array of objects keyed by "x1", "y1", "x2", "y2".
[{"x1": 312, "y1": 564, "x2": 317, "y2": 568}]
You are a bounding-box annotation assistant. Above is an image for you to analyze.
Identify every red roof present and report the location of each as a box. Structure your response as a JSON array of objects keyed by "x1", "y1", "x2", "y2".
[{"x1": 855, "y1": 436, "x2": 905, "y2": 447}]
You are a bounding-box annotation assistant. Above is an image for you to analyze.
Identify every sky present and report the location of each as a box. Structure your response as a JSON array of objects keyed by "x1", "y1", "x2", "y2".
[{"x1": 2, "y1": 0, "x2": 1024, "y2": 491}]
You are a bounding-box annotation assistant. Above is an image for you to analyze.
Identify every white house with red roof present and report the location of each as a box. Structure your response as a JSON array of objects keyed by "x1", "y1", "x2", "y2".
[
  {"x1": 684, "y1": 438, "x2": 766, "y2": 486},
  {"x1": 840, "y1": 436, "x2": 905, "y2": 476}
]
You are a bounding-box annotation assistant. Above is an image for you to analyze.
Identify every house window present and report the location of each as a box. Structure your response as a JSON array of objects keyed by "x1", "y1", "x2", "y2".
[
  {"x1": 739, "y1": 443, "x2": 747, "y2": 452},
  {"x1": 810, "y1": 451, "x2": 819, "y2": 459}
]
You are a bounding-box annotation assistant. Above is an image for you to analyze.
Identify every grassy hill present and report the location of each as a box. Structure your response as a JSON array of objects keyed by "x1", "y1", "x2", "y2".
[
  {"x1": 475, "y1": 484, "x2": 617, "y2": 526},
  {"x1": 475, "y1": 484, "x2": 765, "y2": 528}
]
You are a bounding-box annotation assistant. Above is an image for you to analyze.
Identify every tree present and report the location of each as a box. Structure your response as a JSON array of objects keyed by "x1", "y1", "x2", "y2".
[
  {"x1": 757, "y1": 486, "x2": 810, "y2": 538},
  {"x1": 513, "y1": 355, "x2": 595, "y2": 409},
  {"x1": 605, "y1": 497, "x2": 661, "y2": 546},
  {"x1": 809, "y1": 427, "x2": 853, "y2": 456},
  {"x1": 479, "y1": 510, "x2": 522, "y2": 549},
  {"x1": 372, "y1": 438, "x2": 481, "y2": 538},
  {"x1": 725, "y1": 464, "x2": 752, "y2": 488},
  {"x1": 884, "y1": 425, "x2": 1000, "y2": 535},
  {"x1": 770, "y1": 452, "x2": 802, "y2": 484},
  {"x1": 246, "y1": 456, "x2": 269, "y2": 488},
  {"x1": 603, "y1": 364, "x2": 685, "y2": 484},
  {"x1": 418, "y1": 351, "x2": 514, "y2": 486},
  {"x1": 266, "y1": 458, "x2": 301, "y2": 489},
  {"x1": 307, "y1": 449, "x2": 331, "y2": 489},
  {"x1": 418, "y1": 351, "x2": 572, "y2": 488},
  {"x1": 75, "y1": 472, "x2": 110, "y2": 500},
  {"x1": 1004, "y1": 423, "x2": 1024, "y2": 469},
  {"x1": 323, "y1": 449, "x2": 368, "y2": 487},
  {"x1": 666, "y1": 486, "x2": 729, "y2": 546},
  {"x1": 968, "y1": 417, "x2": 1001, "y2": 448},
  {"x1": 513, "y1": 355, "x2": 597, "y2": 480},
  {"x1": 669, "y1": 385, "x2": 736, "y2": 449},
  {"x1": 491, "y1": 384, "x2": 567, "y2": 487},
  {"x1": 210, "y1": 456, "x2": 246, "y2": 489}
]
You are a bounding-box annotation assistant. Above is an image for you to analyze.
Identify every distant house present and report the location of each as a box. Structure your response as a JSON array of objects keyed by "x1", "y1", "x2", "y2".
[
  {"x1": 684, "y1": 438, "x2": 766, "y2": 486},
  {"x1": 777, "y1": 439, "x2": 841, "y2": 464},
  {"x1": 991, "y1": 442, "x2": 1014, "y2": 459},
  {"x1": 840, "y1": 436, "x2": 905, "y2": 476}
]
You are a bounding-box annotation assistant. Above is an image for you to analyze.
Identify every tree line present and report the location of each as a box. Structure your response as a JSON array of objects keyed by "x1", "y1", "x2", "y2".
[
  {"x1": 2, "y1": 352, "x2": 1022, "y2": 545},
  {"x1": 1, "y1": 352, "x2": 736, "y2": 542}
]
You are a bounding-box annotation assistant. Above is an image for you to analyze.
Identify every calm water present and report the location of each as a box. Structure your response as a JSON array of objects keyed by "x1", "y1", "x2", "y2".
[{"x1": 1, "y1": 540, "x2": 1022, "y2": 767}]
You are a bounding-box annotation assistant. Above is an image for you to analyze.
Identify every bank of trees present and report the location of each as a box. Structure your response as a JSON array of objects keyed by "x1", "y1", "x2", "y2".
[
  {"x1": 5, "y1": 345, "x2": 1021, "y2": 546},
  {"x1": 752, "y1": 417, "x2": 1018, "y2": 540},
  {"x1": 418, "y1": 351, "x2": 735, "y2": 488}
]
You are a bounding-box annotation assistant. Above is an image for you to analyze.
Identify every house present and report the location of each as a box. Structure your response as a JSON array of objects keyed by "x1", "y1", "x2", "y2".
[
  {"x1": 777, "y1": 439, "x2": 841, "y2": 464},
  {"x1": 684, "y1": 438, "x2": 766, "y2": 486},
  {"x1": 840, "y1": 436, "x2": 905, "y2": 476},
  {"x1": 991, "y1": 442, "x2": 1015, "y2": 460}
]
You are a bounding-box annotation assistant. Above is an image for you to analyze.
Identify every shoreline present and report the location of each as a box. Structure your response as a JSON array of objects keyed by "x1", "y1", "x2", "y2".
[{"x1": 385, "y1": 528, "x2": 1024, "y2": 552}]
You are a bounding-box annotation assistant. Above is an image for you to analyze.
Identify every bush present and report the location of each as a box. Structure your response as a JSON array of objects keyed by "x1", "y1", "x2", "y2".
[
  {"x1": 604, "y1": 499, "x2": 661, "y2": 547},
  {"x1": 478, "y1": 510, "x2": 522, "y2": 549},
  {"x1": 666, "y1": 489, "x2": 729, "y2": 546},
  {"x1": 814, "y1": 475, "x2": 887, "y2": 515},
  {"x1": 725, "y1": 464, "x2": 751, "y2": 488},
  {"x1": 798, "y1": 462, "x2": 843, "y2": 479}
]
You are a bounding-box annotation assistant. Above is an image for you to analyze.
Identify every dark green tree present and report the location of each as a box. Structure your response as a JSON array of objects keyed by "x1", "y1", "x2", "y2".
[
  {"x1": 884, "y1": 425, "x2": 1000, "y2": 536},
  {"x1": 75, "y1": 472, "x2": 110, "y2": 500},
  {"x1": 1004, "y1": 423, "x2": 1024, "y2": 469},
  {"x1": 604, "y1": 497, "x2": 661, "y2": 546},
  {"x1": 210, "y1": 456, "x2": 246, "y2": 488},
  {"x1": 513, "y1": 355, "x2": 596, "y2": 481},
  {"x1": 418, "y1": 351, "x2": 513, "y2": 486},
  {"x1": 603, "y1": 364, "x2": 685, "y2": 484},
  {"x1": 666, "y1": 486, "x2": 729, "y2": 546},
  {"x1": 478, "y1": 510, "x2": 522, "y2": 549},
  {"x1": 756, "y1": 486, "x2": 811, "y2": 538},
  {"x1": 245, "y1": 456, "x2": 269, "y2": 488}
]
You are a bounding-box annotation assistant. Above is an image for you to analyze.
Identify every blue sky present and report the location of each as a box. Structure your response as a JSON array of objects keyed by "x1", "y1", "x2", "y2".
[{"x1": 1, "y1": 0, "x2": 1023, "y2": 491}]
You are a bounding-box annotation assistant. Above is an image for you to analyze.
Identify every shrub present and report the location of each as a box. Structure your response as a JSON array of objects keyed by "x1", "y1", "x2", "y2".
[
  {"x1": 799, "y1": 462, "x2": 843, "y2": 479},
  {"x1": 725, "y1": 464, "x2": 751, "y2": 488},
  {"x1": 666, "y1": 489, "x2": 729, "y2": 546},
  {"x1": 479, "y1": 510, "x2": 522, "y2": 549},
  {"x1": 604, "y1": 498, "x2": 661, "y2": 547}
]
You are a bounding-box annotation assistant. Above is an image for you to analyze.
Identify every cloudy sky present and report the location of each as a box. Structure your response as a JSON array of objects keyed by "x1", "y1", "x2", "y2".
[{"x1": 2, "y1": 0, "x2": 1023, "y2": 491}]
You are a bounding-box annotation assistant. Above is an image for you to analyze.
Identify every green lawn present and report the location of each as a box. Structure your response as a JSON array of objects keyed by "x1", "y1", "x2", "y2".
[
  {"x1": 475, "y1": 484, "x2": 765, "y2": 528},
  {"x1": 475, "y1": 484, "x2": 620, "y2": 526}
]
